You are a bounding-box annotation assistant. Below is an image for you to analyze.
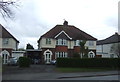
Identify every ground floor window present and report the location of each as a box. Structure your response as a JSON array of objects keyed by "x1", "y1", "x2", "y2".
[{"x1": 55, "y1": 52, "x2": 67, "y2": 58}]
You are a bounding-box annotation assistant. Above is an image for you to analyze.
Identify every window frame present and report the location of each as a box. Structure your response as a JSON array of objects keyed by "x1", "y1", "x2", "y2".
[
  {"x1": 46, "y1": 38, "x2": 51, "y2": 45},
  {"x1": 3, "y1": 38, "x2": 9, "y2": 45},
  {"x1": 56, "y1": 39, "x2": 67, "y2": 46}
]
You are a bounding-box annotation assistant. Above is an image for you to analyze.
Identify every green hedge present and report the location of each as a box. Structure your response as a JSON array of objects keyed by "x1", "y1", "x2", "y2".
[
  {"x1": 18, "y1": 57, "x2": 31, "y2": 67},
  {"x1": 56, "y1": 58, "x2": 120, "y2": 68}
]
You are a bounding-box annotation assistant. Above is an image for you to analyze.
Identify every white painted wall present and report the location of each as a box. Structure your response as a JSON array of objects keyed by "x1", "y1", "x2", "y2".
[
  {"x1": 97, "y1": 43, "x2": 119, "y2": 58},
  {"x1": 39, "y1": 38, "x2": 96, "y2": 50},
  {"x1": 0, "y1": 38, "x2": 18, "y2": 50}
]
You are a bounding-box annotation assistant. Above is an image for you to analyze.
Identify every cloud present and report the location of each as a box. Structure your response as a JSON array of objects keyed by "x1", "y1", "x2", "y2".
[{"x1": 0, "y1": 0, "x2": 119, "y2": 49}]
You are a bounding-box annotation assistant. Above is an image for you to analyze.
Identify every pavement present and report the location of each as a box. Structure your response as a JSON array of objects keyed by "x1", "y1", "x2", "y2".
[{"x1": 2, "y1": 65, "x2": 120, "y2": 81}]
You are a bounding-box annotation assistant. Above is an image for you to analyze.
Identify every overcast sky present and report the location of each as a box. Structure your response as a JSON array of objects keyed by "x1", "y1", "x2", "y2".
[{"x1": 0, "y1": 0, "x2": 119, "y2": 49}]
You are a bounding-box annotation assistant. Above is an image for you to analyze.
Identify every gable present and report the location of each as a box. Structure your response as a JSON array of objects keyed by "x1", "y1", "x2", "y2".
[
  {"x1": 0, "y1": 24, "x2": 19, "y2": 43},
  {"x1": 55, "y1": 31, "x2": 72, "y2": 40}
]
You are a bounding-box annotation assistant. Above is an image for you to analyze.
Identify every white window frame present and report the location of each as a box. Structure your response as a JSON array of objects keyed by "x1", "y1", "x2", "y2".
[
  {"x1": 89, "y1": 41, "x2": 94, "y2": 46},
  {"x1": 46, "y1": 38, "x2": 51, "y2": 44},
  {"x1": 74, "y1": 40, "x2": 82, "y2": 46},
  {"x1": 56, "y1": 39, "x2": 67, "y2": 46},
  {"x1": 3, "y1": 38, "x2": 9, "y2": 45},
  {"x1": 55, "y1": 52, "x2": 68, "y2": 58}
]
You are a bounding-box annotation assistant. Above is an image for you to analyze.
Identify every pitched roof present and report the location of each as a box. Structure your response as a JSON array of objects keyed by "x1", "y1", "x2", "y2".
[
  {"x1": 0, "y1": 24, "x2": 19, "y2": 43},
  {"x1": 38, "y1": 21, "x2": 97, "y2": 42},
  {"x1": 97, "y1": 33, "x2": 120, "y2": 45}
]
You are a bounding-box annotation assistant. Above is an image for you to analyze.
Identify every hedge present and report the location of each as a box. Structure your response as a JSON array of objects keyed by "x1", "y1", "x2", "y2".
[
  {"x1": 56, "y1": 58, "x2": 120, "y2": 68},
  {"x1": 18, "y1": 57, "x2": 31, "y2": 67}
]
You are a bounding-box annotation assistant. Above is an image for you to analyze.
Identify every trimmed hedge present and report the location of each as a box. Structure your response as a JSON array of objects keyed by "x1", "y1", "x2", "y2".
[
  {"x1": 56, "y1": 58, "x2": 120, "y2": 68},
  {"x1": 18, "y1": 57, "x2": 31, "y2": 67}
]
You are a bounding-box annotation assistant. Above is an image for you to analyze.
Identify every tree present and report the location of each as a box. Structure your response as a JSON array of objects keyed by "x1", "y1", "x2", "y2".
[
  {"x1": 0, "y1": 0, "x2": 18, "y2": 19},
  {"x1": 18, "y1": 48, "x2": 25, "y2": 51},
  {"x1": 79, "y1": 40, "x2": 89, "y2": 58},
  {"x1": 110, "y1": 43, "x2": 120, "y2": 58},
  {"x1": 26, "y1": 43, "x2": 34, "y2": 49}
]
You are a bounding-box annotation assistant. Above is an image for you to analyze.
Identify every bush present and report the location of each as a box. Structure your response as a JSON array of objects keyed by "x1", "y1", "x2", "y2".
[
  {"x1": 56, "y1": 58, "x2": 120, "y2": 68},
  {"x1": 18, "y1": 57, "x2": 31, "y2": 67}
]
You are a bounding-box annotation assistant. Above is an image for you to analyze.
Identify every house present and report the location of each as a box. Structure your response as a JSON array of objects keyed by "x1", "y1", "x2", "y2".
[
  {"x1": 97, "y1": 32, "x2": 120, "y2": 58},
  {"x1": 38, "y1": 21, "x2": 97, "y2": 64},
  {"x1": 0, "y1": 24, "x2": 19, "y2": 64}
]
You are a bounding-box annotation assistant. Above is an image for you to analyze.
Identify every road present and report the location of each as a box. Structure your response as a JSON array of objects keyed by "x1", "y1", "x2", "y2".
[
  {"x1": 2, "y1": 65, "x2": 120, "y2": 81},
  {"x1": 59, "y1": 75, "x2": 120, "y2": 80}
]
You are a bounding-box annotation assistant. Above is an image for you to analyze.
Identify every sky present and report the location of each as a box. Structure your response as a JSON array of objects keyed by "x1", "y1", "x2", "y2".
[{"x1": 0, "y1": 0, "x2": 119, "y2": 49}]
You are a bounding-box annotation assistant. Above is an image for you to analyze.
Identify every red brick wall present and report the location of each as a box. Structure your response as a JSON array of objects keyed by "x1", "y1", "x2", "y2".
[
  {"x1": 74, "y1": 46, "x2": 80, "y2": 53},
  {"x1": 55, "y1": 46, "x2": 68, "y2": 52}
]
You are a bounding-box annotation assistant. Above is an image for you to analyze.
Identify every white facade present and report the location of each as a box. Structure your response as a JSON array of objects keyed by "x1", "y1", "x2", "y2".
[
  {"x1": 97, "y1": 43, "x2": 118, "y2": 58},
  {"x1": 39, "y1": 38, "x2": 96, "y2": 50},
  {"x1": 0, "y1": 38, "x2": 18, "y2": 50}
]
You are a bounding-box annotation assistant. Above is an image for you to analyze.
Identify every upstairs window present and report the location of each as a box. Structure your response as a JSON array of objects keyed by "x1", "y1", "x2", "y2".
[
  {"x1": 3, "y1": 38, "x2": 9, "y2": 45},
  {"x1": 56, "y1": 39, "x2": 67, "y2": 46},
  {"x1": 74, "y1": 40, "x2": 82, "y2": 46},
  {"x1": 89, "y1": 41, "x2": 94, "y2": 46},
  {"x1": 46, "y1": 38, "x2": 51, "y2": 44}
]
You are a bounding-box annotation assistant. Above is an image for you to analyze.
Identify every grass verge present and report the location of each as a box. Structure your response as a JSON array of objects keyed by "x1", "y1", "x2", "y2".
[{"x1": 56, "y1": 67, "x2": 118, "y2": 73}]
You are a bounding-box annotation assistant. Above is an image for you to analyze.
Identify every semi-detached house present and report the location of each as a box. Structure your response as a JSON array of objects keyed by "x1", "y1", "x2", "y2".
[
  {"x1": 38, "y1": 21, "x2": 97, "y2": 64},
  {"x1": 0, "y1": 24, "x2": 19, "y2": 64}
]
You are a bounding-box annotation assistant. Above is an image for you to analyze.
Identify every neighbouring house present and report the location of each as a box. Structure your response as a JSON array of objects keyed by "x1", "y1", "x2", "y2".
[
  {"x1": 0, "y1": 24, "x2": 19, "y2": 64},
  {"x1": 97, "y1": 32, "x2": 120, "y2": 58},
  {"x1": 38, "y1": 21, "x2": 97, "y2": 64}
]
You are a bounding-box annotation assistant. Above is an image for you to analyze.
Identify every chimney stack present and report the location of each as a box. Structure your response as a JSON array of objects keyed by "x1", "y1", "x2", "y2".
[{"x1": 63, "y1": 20, "x2": 68, "y2": 26}]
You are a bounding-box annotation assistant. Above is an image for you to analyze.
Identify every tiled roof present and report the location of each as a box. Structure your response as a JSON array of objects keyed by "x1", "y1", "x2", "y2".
[
  {"x1": 38, "y1": 21, "x2": 97, "y2": 42},
  {"x1": 0, "y1": 24, "x2": 19, "y2": 43},
  {"x1": 97, "y1": 33, "x2": 120, "y2": 45}
]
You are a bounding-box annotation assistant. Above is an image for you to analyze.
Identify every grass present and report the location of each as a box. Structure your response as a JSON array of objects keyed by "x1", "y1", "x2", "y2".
[{"x1": 56, "y1": 67, "x2": 118, "y2": 73}]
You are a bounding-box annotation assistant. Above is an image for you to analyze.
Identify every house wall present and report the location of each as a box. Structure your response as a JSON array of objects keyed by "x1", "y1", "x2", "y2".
[
  {"x1": 39, "y1": 38, "x2": 96, "y2": 50},
  {"x1": 97, "y1": 43, "x2": 118, "y2": 58},
  {"x1": 0, "y1": 38, "x2": 18, "y2": 50},
  {"x1": 85, "y1": 41, "x2": 96, "y2": 50},
  {"x1": 40, "y1": 38, "x2": 56, "y2": 48}
]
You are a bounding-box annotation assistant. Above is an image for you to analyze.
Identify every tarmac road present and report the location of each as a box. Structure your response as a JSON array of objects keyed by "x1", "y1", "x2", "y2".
[{"x1": 2, "y1": 65, "x2": 120, "y2": 81}]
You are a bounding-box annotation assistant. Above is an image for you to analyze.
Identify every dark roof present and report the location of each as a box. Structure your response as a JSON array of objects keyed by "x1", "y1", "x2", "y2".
[
  {"x1": 0, "y1": 24, "x2": 19, "y2": 43},
  {"x1": 97, "y1": 33, "x2": 120, "y2": 45},
  {"x1": 38, "y1": 22, "x2": 97, "y2": 42}
]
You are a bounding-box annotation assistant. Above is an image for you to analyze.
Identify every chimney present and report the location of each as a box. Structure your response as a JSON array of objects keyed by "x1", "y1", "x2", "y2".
[
  {"x1": 63, "y1": 20, "x2": 68, "y2": 26},
  {"x1": 115, "y1": 32, "x2": 118, "y2": 35}
]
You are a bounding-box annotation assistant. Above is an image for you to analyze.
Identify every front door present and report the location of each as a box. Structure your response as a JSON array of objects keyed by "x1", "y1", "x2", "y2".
[
  {"x1": 45, "y1": 52, "x2": 51, "y2": 64},
  {"x1": 44, "y1": 49, "x2": 52, "y2": 64},
  {"x1": 1, "y1": 50, "x2": 10, "y2": 64}
]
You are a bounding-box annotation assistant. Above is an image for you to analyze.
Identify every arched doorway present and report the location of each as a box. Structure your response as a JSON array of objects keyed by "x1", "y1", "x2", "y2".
[
  {"x1": 1, "y1": 50, "x2": 10, "y2": 64},
  {"x1": 88, "y1": 51, "x2": 95, "y2": 58},
  {"x1": 43, "y1": 49, "x2": 52, "y2": 64}
]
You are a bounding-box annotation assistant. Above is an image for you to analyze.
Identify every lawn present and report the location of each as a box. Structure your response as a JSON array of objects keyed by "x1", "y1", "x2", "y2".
[{"x1": 56, "y1": 67, "x2": 118, "y2": 73}]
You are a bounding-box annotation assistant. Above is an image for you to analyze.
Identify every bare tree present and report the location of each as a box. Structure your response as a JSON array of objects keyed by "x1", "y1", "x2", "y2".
[{"x1": 0, "y1": 0, "x2": 19, "y2": 19}]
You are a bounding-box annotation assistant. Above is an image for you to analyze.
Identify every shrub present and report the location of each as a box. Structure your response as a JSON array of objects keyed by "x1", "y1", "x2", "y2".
[
  {"x1": 56, "y1": 58, "x2": 120, "y2": 68},
  {"x1": 18, "y1": 57, "x2": 31, "y2": 67}
]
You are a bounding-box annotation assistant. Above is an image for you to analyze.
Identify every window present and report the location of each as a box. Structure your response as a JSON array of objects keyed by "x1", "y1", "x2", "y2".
[
  {"x1": 46, "y1": 38, "x2": 51, "y2": 44},
  {"x1": 89, "y1": 41, "x2": 94, "y2": 46},
  {"x1": 55, "y1": 52, "x2": 67, "y2": 58},
  {"x1": 56, "y1": 39, "x2": 67, "y2": 45},
  {"x1": 3, "y1": 38, "x2": 9, "y2": 45},
  {"x1": 74, "y1": 40, "x2": 82, "y2": 46}
]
